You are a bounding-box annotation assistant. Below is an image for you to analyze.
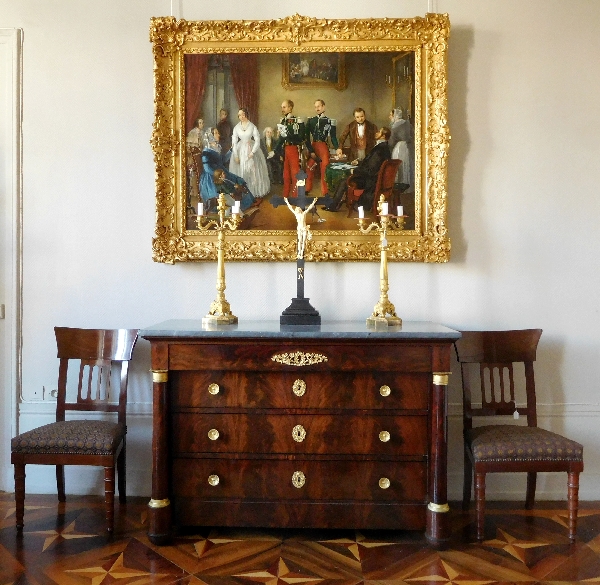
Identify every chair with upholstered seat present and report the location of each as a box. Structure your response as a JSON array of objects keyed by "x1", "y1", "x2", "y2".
[
  {"x1": 454, "y1": 329, "x2": 583, "y2": 541},
  {"x1": 345, "y1": 158, "x2": 401, "y2": 216},
  {"x1": 11, "y1": 327, "x2": 138, "y2": 533}
]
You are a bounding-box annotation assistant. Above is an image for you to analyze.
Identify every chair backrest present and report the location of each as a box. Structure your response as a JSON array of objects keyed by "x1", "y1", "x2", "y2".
[
  {"x1": 54, "y1": 328, "x2": 139, "y2": 425},
  {"x1": 454, "y1": 329, "x2": 542, "y2": 432},
  {"x1": 372, "y1": 159, "x2": 401, "y2": 212}
]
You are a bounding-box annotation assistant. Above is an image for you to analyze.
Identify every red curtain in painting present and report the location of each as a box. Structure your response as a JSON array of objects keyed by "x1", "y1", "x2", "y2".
[
  {"x1": 229, "y1": 54, "x2": 259, "y2": 125},
  {"x1": 184, "y1": 54, "x2": 210, "y2": 134}
]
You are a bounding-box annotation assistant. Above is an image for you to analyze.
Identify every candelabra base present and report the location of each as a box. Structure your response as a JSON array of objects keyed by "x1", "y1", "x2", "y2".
[
  {"x1": 202, "y1": 314, "x2": 238, "y2": 326},
  {"x1": 280, "y1": 297, "x2": 321, "y2": 325},
  {"x1": 366, "y1": 315, "x2": 402, "y2": 329}
]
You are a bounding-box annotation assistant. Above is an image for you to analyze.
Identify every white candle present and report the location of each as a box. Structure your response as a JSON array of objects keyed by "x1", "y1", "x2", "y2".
[
  {"x1": 358, "y1": 206, "x2": 364, "y2": 219},
  {"x1": 397, "y1": 205, "x2": 403, "y2": 217},
  {"x1": 381, "y1": 202, "x2": 388, "y2": 216},
  {"x1": 198, "y1": 202, "x2": 204, "y2": 216},
  {"x1": 232, "y1": 201, "x2": 240, "y2": 214}
]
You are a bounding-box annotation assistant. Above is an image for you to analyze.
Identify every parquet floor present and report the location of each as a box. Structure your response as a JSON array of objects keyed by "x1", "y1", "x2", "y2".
[{"x1": 1, "y1": 493, "x2": 600, "y2": 584}]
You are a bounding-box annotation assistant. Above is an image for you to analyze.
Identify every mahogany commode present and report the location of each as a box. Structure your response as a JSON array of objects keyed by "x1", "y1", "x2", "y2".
[{"x1": 140, "y1": 320, "x2": 460, "y2": 547}]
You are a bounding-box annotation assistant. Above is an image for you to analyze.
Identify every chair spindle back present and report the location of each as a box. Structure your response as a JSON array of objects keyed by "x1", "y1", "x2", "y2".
[
  {"x1": 455, "y1": 329, "x2": 542, "y2": 431},
  {"x1": 55, "y1": 328, "x2": 138, "y2": 424}
]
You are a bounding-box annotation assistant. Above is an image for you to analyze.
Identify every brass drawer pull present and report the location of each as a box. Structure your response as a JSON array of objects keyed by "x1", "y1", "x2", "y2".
[
  {"x1": 292, "y1": 379, "x2": 306, "y2": 397},
  {"x1": 208, "y1": 383, "x2": 220, "y2": 395},
  {"x1": 208, "y1": 429, "x2": 220, "y2": 441},
  {"x1": 379, "y1": 431, "x2": 391, "y2": 443},
  {"x1": 292, "y1": 424, "x2": 306, "y2": 442},
  {"x1": 292, "y1": 471, "x2": 306, "y2": 488},
  {"x1": 379, "y1": 385, "x2": 391, "y2": 397},
  {"x1": 208, "y1": 474, "x2": 220, "y2": 486},
  {"x1": 379, "y1": 477, "x2": 391, "y2": 489}
]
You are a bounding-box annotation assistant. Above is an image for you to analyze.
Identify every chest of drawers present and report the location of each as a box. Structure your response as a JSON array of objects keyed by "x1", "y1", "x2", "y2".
[{"x1": 141, "y1": 320, "x2": 460, "y2": 547}]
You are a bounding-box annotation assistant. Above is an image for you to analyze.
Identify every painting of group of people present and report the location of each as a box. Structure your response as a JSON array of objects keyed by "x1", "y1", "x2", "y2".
[
  {"x1": 183, "y1": 51, "x2": 414, "y2": 231},
  {"x1": 287, "y1": 53, "x2": 340, "y2": 84},
  {"x1": 186, "y1": 99, "x2": 413, "y2": 226}
]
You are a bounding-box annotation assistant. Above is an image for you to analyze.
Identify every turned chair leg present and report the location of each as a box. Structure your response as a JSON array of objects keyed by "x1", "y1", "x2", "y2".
[
  {"x1": 104, "y1": 466, "x2": 115, "y2": 533},
  {"x1": 117, "y1": 441, "x2": 126, "y2": 504},
  {"x1": 56, "y1": 464, "x2": 66, "y2": 502},
  {"x1": 474, "y1": 471, "x2": 486, "y2": 541},
  {"x1": 14, "y1": 463, "x2": 26, "y2": 531},
  {"x1": 462, "y1": 448, "x2": 473, "y2": 510},
  {"x1": 525, "y1": 471, "x2": 537, "y2": 509},
  {"x1": 567, "y1": 471, "x2": 580, "y2": 542}
]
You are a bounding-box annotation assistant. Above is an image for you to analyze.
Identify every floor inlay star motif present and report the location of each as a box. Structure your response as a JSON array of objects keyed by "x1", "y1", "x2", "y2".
[
  {"x1": 405, "y1": 558, "x2": 496, "y2": 585},
  {"x1": 65, "y1": 551, "x2": 167, "y2": 584},
  {"x1": 26, "y1": 520, "x2": 98, "y2": 551},
  {"x1": 234, "y1": 557, "x2": 323, "y2": 585},
  {"x1": 483, "y1": 528, "x2": 550, "y2": 563}
]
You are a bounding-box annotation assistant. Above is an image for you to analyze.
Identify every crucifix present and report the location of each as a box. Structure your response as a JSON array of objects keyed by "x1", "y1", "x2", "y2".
[{"x1": 273, "y1": 169, "x2": 321, "y2": 325}]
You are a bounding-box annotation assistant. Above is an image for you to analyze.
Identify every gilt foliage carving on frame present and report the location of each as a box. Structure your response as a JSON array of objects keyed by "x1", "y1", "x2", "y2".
[{"x1": 150, "y1": 13, "x2": 450, "y2": 263}]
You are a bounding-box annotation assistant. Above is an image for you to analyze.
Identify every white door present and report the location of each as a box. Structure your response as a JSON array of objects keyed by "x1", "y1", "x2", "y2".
[{"x1": 0, "y1": 29, "x2": 23, "y2": 491}]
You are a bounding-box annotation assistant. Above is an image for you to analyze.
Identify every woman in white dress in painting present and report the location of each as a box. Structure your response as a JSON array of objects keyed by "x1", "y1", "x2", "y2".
[{"x1": 229, "y1": 108, "x2": 270, "y2": 199}]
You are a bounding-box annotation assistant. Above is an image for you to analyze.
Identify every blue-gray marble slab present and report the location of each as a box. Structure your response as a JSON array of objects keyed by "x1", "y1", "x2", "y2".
[{"x1": 140, "y1": 320, "x2": 460, "y2": 340}]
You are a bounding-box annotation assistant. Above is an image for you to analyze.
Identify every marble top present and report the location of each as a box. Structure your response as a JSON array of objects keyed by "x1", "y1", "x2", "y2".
[{"x1": 140, "y1": 320, "x2": 460, "y2": 340}]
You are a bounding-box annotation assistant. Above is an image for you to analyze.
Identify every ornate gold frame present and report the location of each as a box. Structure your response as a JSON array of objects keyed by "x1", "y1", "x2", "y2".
[{"x1": 150, "y1": 13, "x2": 450, "y2": 263}]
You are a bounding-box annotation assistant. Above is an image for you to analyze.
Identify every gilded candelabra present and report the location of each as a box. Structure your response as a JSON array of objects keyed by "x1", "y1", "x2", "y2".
[
  {"x1": 196, "y1": 193, "x2": 242, "y2": 325},
  {"x1": 357, "y1": 195, "x2": 405, "y2": 328}
]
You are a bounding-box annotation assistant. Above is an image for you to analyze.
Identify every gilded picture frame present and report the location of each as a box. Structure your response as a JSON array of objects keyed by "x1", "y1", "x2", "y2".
[{"x1": 150, "y1": 13, "x2": 450, "y2": 263}]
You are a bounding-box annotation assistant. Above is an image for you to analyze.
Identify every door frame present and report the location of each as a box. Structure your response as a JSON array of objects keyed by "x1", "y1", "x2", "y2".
[{"x1": 0, "y1": 28, "x2": 23, "y2": 491}]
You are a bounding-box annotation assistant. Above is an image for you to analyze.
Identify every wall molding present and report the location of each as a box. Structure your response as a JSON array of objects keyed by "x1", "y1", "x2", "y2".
[
  {"x1": 0, "y1": 28, "x2": 23, "y2": 492},
  {"x1": 16, "y1": 400, "x2": 600, "y2": 499}
]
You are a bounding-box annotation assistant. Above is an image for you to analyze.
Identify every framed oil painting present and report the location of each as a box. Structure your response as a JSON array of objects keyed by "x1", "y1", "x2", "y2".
[
  {"x1": 282, "y1": 53, "x2": 347, "y2": 91},
  {"x1": 150, "y1": 13, "x2": 450, "y2": 263}
]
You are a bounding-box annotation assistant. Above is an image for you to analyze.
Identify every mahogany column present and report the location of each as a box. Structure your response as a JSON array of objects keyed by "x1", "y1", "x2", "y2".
[
  {"x1": 426, "y1": 343, "x2": 452, "y2": 548},
  {"x1": 148, "y1": 341, "x2": 172, "y2": 544}
]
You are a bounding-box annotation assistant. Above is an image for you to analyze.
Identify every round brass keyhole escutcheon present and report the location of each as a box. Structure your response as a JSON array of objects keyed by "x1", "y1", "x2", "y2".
[
  {"x1": 208, "y1": 429, "x2": 220, "y2": 441},
  {"x1": 208, "y1": 383, "x2": 220, "y2": 395},
  {"x1": 379, "y1": 385, "x2": 391, "y2": 397},
  {"x1": 292, "y1": 471, "x2": 306, "y2": 488},
  {"x1": 208, "y1": 474, "x2": 220, "y2": 486},
  {"x1": 379, "y1": 431, "x2": 391, "y2": 443},
  {"x1": 292, "y1": 424, "x2": 306, "y2": 443},
  {"x1": 292, "y1": 379, "x2": 306, "y2": 397},
  {"x1": 379, "y1": 477, "x2": 391, "y2": 489}
]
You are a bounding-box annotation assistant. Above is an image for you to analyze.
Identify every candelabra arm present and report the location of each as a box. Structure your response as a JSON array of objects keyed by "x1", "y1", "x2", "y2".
[{"x1": 357, "y1": 219, "x2": 382, "y2": 235}]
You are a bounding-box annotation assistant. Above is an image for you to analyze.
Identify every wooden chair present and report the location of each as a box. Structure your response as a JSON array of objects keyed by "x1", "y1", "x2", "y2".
[
  {"x1": 454, "y1": 329, "x2": 584, "y2": 541},
  {"x1": 345, "y1": 159, "x2": 401, "y2": 216},
  {"x1": 11, "y1": 327, "x2": 139, "y2": 533}
]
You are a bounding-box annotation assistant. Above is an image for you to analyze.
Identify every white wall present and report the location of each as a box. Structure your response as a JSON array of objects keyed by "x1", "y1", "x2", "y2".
[{"x1": 0, "y1": 0, "x2": 599, "y2": 501}]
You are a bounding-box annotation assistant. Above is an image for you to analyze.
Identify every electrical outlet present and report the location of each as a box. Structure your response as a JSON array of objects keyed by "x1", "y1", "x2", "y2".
[{"x1": 41, "y1": 386, "x2": 58, "y2": 400}]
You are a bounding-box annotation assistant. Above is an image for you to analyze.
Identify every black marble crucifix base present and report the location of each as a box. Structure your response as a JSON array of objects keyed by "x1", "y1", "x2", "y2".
[{"x1": 280, "y1": 297, "x2": 321, "y2": 325}]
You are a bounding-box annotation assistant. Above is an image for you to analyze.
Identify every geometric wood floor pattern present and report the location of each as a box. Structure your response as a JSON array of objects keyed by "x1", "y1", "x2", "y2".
[{"x1": 2, "y1": 494, "x2": 600, "y2": 584}]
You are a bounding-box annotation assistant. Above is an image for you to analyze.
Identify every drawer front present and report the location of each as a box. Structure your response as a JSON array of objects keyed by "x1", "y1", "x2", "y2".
[
  {"x1": 168, "y1": 342, "x2": 432, "y2": 372},
  {"x1": 172, "y1": 413, "x2": 428, "y2": 456},
  {"x1": 171, "y1": 371, "x2": 429, "y2": 410},
  {"x1": 172, "y1": 458, "x2": 427, "y2": 502}
]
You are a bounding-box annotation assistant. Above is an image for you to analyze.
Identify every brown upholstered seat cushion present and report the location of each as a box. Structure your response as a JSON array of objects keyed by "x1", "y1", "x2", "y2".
[
  {"x1": 467, "y1": 425, "x2": 583, "y2": 463},
  {"x1": 11, "y1": 420, "x2": 125, "y2": 456}
]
